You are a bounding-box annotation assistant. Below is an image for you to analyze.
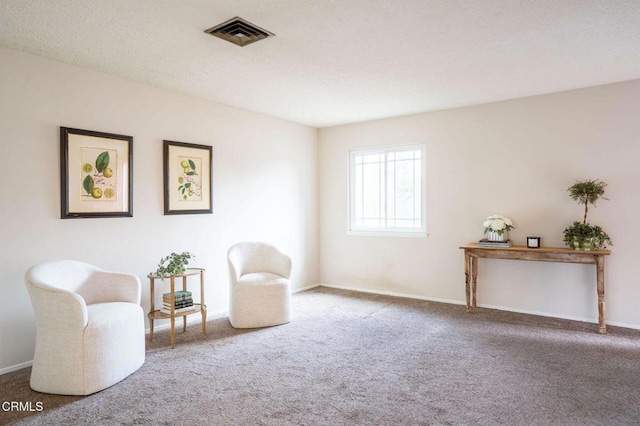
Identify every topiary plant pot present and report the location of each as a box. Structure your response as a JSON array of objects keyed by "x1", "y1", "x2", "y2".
[
  {"x1": 564, "y1": 222, "x2": 611, "y2": 251},
  {"x1": 571, "y1": 237, "x2": 596, "y2": 251}
]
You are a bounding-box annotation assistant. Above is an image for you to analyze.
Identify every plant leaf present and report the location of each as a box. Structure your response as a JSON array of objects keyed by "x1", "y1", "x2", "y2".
[
  {"x1": 95, "y1": 151, "x2": 110, "y2": 173},
  {"x1": 188, "y1": 159, "x2": 196, "y2": 170},
  {"x1": 83, "y1": 175, "x2": 94, "y2": 194}
]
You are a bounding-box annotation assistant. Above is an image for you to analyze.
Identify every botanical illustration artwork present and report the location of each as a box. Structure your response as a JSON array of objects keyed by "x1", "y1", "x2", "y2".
[
  {"x1": 163, "y1": 140, "x2": 212, "y2": 215},
  {"x1": 81, "y1": 148, "x2": 117, "y2": 201},
  {"x1": 177, "y1": 156, "x2": 202, "y2": 201},
  {"x1": 60, "y1": 127, "x2": 133, "y2": 219}
]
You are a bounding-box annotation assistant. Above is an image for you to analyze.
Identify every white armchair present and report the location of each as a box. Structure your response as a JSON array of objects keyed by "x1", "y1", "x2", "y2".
[
  {"x1": 228, "y1": 242, "x2": 292, "y2": 328},
  {"x1": 25, "y1": 260, "x2": 145, "y2": 395}
]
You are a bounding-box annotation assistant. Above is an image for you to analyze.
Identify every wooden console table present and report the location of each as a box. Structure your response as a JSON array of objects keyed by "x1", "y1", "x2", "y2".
[{"x1": 459, "y1": 243, "x2": 611, "y2": 333}]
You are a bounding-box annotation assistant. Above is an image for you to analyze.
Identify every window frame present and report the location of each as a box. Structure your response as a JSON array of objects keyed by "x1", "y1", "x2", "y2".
[{"x1": 348, "y1": 143, "x2": 427, "y2": 237}]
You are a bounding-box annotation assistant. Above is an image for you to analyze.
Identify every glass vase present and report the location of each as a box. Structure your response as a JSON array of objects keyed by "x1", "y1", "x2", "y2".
[{"x1": 487, "y1": 231, "x2": 507, "y2": 241}]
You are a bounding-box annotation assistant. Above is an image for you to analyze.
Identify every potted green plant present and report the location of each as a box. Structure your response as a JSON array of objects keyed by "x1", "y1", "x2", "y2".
[
  {"x1": 155, "y1": 252, "x2": 195, "y2": 277},
  {"x1": 562, "y1": 179, "x2": 612, "y2": 250}
]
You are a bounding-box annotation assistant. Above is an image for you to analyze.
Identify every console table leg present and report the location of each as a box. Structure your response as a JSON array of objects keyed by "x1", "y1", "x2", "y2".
[
  {"x1": 471, "y1": 256, "x2": 478, "y2": 308},
  {"x1": 597, "y1": 255, "x2": 606, "y2": 334},
  {"x1": 464, "y1": 250, "x2": 471, "y2": 313}
]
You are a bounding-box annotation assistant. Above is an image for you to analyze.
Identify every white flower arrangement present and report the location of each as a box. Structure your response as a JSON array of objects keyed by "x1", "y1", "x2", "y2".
[{"x1": 483, "y1": 214, "x2": 515, "y2": 236}]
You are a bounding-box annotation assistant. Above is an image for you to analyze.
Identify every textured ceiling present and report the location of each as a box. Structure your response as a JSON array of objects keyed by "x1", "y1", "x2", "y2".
[{"x1": 1, "y1": 0, "x2": 640, "y2": 128}]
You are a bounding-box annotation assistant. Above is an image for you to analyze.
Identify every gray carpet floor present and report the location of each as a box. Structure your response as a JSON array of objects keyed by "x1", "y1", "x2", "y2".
[{"x1": 2, "y1": 287, "x2": 640, "y2": 425}]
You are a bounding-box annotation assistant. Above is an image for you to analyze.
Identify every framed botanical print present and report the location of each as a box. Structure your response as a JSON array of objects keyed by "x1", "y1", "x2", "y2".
[
  {"x1": 60, "y1": 127, "x2": 133, "y2": 218},
  {"x1": 163, "y1": 140, "x2": 212, "y2": 215}
]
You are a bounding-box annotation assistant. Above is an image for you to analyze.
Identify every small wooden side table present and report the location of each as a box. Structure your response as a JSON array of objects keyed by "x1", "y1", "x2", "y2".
[{"x1": 147, "y1": 268, "x2": 207, "y2": 348}]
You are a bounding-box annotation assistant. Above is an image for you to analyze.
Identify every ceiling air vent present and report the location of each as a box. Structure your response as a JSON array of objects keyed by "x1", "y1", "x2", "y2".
[{"x1": 204, "y1": 17, "x2": 275, "y2": 47}]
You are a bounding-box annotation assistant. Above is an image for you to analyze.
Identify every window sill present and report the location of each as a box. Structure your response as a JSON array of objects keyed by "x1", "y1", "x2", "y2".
[{"x1": 347, "y1": 230, "x2": 428, "y2": 238}]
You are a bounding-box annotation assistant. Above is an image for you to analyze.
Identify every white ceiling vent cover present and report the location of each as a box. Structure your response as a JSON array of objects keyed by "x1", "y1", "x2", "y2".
[{"x1": 205, "y1": 17, "x2": 275, "y2": 47}]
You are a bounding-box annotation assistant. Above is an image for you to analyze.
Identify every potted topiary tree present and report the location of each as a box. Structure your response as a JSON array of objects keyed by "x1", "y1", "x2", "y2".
[{"x1": 563, "y1": 179, "x2": 612, "y2": 250}]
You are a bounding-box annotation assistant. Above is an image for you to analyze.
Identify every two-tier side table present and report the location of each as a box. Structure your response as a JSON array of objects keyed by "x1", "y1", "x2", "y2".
[{"x1": 147, "y1": 268, "x2": 207, "y2": 348}]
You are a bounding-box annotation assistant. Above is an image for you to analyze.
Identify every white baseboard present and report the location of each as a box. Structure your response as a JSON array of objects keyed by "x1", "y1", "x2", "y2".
[
  {"x1": 316, "y1": 283, "x2": 640, "y2": 331},
  {"x1": 318, "y1": 283, "x2": 466, "y2": 306},
  {"x1": 476, "y1": 302, "x2": 598, "y2": 325},
  {"x1": 0, "y1": 360, "x2": 33, "y2": 375},
  {"x1": 468, "y1": 302, "x2": 640, "y2": 330},
  {"x1": 293, "y1": 283, "x2": 321, "y2": 293},
  {"x1": 607, "y1": 320, "x2": 640, "y2": 330}
]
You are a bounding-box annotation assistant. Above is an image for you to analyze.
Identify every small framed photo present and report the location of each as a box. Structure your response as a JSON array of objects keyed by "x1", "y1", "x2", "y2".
[
  {"x1": 163, "y1": 140, "x2": 212, "y2": 215},
  {"x1": 527, "y1": 236, "x2": 541, "y2": 248},
  {"x1": 60, "y1": 127, "x2": 133, "y2": 219}
]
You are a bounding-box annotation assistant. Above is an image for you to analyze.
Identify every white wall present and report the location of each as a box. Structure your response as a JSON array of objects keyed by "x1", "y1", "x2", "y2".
[
  {"x1": 0, "y1": 47, "x2": 319, "y2": 372},
  {"x1": 319, "y1": 80, "x2": 640, "y2": 329},
  {"x1": 3, "y1": 44, "x2": 639, "y2": 374}
]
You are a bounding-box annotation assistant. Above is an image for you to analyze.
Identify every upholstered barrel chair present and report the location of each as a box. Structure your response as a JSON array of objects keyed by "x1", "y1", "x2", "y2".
[
  {"x1": 227, "y1": 242, "x2": 292, "y2": 328},
  {"x1": 25, "y1": 260, "x2": 145, "y2": 395}
]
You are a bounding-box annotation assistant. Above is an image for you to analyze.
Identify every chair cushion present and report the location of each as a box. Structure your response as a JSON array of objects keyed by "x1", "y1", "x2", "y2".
[
  {"x1": 238, "y1": 272, "x2": 288, "y2": 286},
  {"x1": 86, "y1": 302, "x2": 142, "y2": 329}
]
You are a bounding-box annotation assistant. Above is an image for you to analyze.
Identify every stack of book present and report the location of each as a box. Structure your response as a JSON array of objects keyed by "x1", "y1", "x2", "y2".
[
  {"x1": 478, "y1": 238, "x2": 512, "y2": 248},
  {"x1": 161, "y1": 290, "x2": 195, "y2": 314}
]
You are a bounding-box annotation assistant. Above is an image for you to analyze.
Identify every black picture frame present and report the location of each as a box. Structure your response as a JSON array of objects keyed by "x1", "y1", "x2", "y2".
[
  {"x1": 60, "y1": 127, "x2": 133, "y2": 219},
  {"x1": 163, "y1": 140, "x2": 213, "y2": 215}
]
